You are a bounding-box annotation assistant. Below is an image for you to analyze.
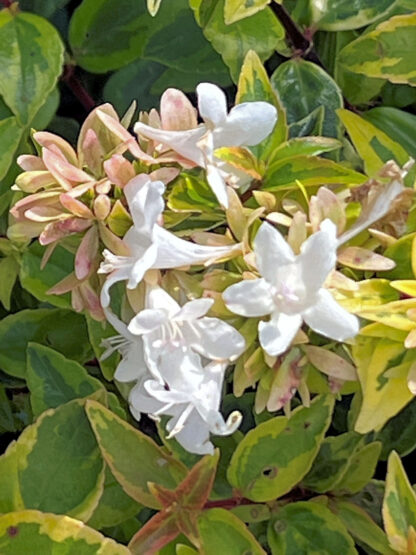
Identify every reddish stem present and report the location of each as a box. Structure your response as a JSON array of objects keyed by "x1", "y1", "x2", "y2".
[
  {"x1": 204, "y1": 497, "x2": 253, "y2": 510},
  {"x1": 62, "y1": 65, "x2": 95, "y2": 112}
]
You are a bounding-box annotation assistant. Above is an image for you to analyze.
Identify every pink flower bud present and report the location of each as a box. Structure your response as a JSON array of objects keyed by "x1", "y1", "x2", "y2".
[
  {"x1": 17, "y1": 155, "x2": 46, "y2": 171},
  {"x1": 81, "y1": 128, "x2": 105, "y2": 176},
  {"x1": 75, "y1": 226, "x2": 99, "y2": 280},
  {"x1": 34, "y1": 131, "x2": 78, "y2": 166},
  {"x1": 160, "y1": 88, "x2": 198, "y2": 130},
  {"x1": 103, "y1": 154, "x2": 135, "y2": 188}
]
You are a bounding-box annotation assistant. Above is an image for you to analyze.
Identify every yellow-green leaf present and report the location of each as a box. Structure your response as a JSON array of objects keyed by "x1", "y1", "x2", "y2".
[
  {"x1": 227, "y1": 395, "x2": 334, "y2": 501},
  {"x1": 383, "y1": 451, "x2": 416, "y2": 553},
  {"x1": 236, "y1": 49, "x2": 288, "y2": 155},
  {"x1": 86, "y1": 400, "x2": 187, "y2": 509},
  {"x1": 353, "y1": 336, "x2": 414, "y2": 433},
  {"x1": 224, "y1": 0, "x2": 271, "y2": 24},
  {"x1": 0, "y1": 510, "x2": 129, "y2": 554},
  {"x1": 337, "y1": 109, "x2": 410, "y2": 177},
  {"x1": 338, "y1": 13, "x2": 416, "y2": 86},
  {"x1": 310, "y1": 0, "x2": 396, "y2": 31},
  {"x1": 264, "y1": 155, "x2": 366, "y2": 190}
]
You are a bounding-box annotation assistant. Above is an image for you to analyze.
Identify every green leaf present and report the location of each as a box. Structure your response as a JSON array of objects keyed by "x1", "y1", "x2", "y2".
[
  {"x1": 267, "y1": 501, "x2": 357, "y2": 554},
  {"x1": 332, "y1": 500, "x2": 393, "y2": 554},
  {"x1": 377, "y1": 399, "x2": 416, "y2": 459},
  {"x1": 227, "y1": 395, "x2": 334, "y2": 502},
  {"x1": 0, "y1": 308, "x2": 92, "y2": 378},
  {"x1": 264, "y1": 155, "x2": 366, "y2": 191},
  {"x1": 70, "y1": 0, "x2": 229, "y2": 82},
  {"x1": 363, "y1": 106, "x2": 416, "y2": 157},
  {"x1": 190, "y1": 0, "x2": 284, "y2": 81},
  {"x1": 88, "y1": 466, "x2": 141, "y2": 530},
  {"x1": 26, "y1": 343, "x2": 104, "y2": 417},
  {"x1": 338, "y1": 13, "x2": 416, "y2": 86},
  {"x1": 269, "y1": 137, "x2": 342, "y2": 163},
  {"x1": 0, "y1": 256, "x2": 19, "y2": 310},
  {"x1": 86, "y1": 400, "x2": 187, "y2": 509},
  {"x1": 0, "y1": 116, "x2": 23, "y2": 180},
  {"x1": 383, "y1": 451, "x2": 416, "y2": 553},
  {"x1": 289, "y1": 106, "x2": 325, "y2": 138},
  {"x1": 168, "y1": 174, "x2": 220, "y2": 212},
  {"x1": 198, "y1": 508, "x2": 266, "y2": 554},
  {"x1": 236, "y1": 49, "x2": 288, "y2": 158},
  {"x1": 19, "y1": 0, "x2": 71, "y2": 18},
  {"x1": 19, "y1": 242, "x2": 74, "y2": 309},
  {"x1": 30, "y1": 87, "x2": 60, "y2": 130},
  {"x1": 332, "y1": 441, "x2": 382, "y2": 494},
  {"x1": 302, "y1": 432, "x2": 363, "y2": 493},
  {"x1": 271, "y1": 59, "x2": 343, "y2": 139},
  {"x1": 353, "y1": 337, "x2": 414, "y2": 433},
  {"x1": 337, "y1": 109, "x2": 411, "y2": 178},
  {"x1": 0, "y1": 10, "x2": 64, "y2": 125},
  {"x1": 0, "y1": 510, "x2": 129, "y2": 554},
  {"x1": 310, "y1": 0, "x2": 396, "y2": 31},
  {"x1": 0, "y1": 400, "x2": 104, "y2": 520}
]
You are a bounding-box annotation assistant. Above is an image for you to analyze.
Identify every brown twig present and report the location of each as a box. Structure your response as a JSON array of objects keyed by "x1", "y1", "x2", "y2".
[
  {"x1": 62, "y1": 65, "x2": 96, "y2": 113},
  {"x1": 204, "y1": 497, "x2": 253, "y2": 510},
  {"x1": 270, "y1": 2, "x2": 356, "y2": 111}
]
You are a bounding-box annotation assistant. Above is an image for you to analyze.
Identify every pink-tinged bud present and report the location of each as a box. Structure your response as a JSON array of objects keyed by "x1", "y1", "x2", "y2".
[
  {"x1": 78, "y1": 281, "x2": 105, "y2": 321},
  {"x1": 149, "y1": 167, "x2": 179, "y2": 184},
  {"x1": 95, "y1": 179, "x2": 111, "y2": 194},
  {"x1": 103, "y1": 154, "x2": 135, "y2": 188},
  {"x1": 41, "y1": 242, "x2": 58, "y2": 269},
  {"x1": 94, "y1": 194, "x2": 111, "y2": 220},
  {"x1": 147, "y1": 108, "x2": 161, "y2": 128},
  {"x1": 75, "y1": 226, "x2": 99, "y2": 280},
  {"x1": 17, "y1": 155, "x2": 46, "y2": 171},
  {"x1": 78, "y1": 103, "x2": 120, "y2": 164},
  {"x1": 82, "y1": 128, "x2": 105, "y2": 176},
  {"x1": 60, "y1": 193, "x2": 94, "y2": 219},
  {"x1": 34, "y1": 131, "x2": 78, "y2": 166},
  {"x1": 40, "y1": 218, "x2": 92, "y2": 245},
  {"x1": 25, "y1": 205, "x2": 64, "y2": 222},
  {"x1": 47, "y1": 272, "x2": 80, "y2": 295},
  {"x1": 10, "y1": 190, "x2": 61, "y2": 221},
  {"x1": 71, "y1": 286, "x2": 84, "y2": 313},
  {"x1": 96, "y1": 109, "x2": 155, "y2": 162},
  {"x1": 42, "y1": 148, "x2": 94, "y2": 190},
  {"x1": 160, "y1": 88, "x2": 198, "y2": 130},
  {"x1": 309, "y1": 187, "x2": 346, "y2": 234},
  {"x1": 15, "y1": 171, "x2": 56, "y2": 193}
]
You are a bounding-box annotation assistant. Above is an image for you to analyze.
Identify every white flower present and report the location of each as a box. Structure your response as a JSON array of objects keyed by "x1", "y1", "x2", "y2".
[
  {"x1": 99, "y1": 174, "x2": 241, "y2": 307},
  {"x1": 101, "y1": 307, "x2": 147, "y2": 384},
  {"x1": 135, "y1": 83, "x2": 277, "y2": 208},
  {"x1": 129, "y1": 358, "x2": 242, "y2": 455},
  {"x1": 127, "y1": 286, "x2": 245, "y2": 375},
  {"x1": 223, "y1": 219, "x2": 359, "y2": 356}
]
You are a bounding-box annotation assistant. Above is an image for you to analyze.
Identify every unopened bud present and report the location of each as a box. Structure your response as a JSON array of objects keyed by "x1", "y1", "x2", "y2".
[{"x1": 94, "y1": 194, "x2": 111, "y2": 220}]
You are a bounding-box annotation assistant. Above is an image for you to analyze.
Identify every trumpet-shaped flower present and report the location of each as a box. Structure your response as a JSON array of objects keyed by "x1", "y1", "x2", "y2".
[
  {"x1": 135, "y1": 82, "x2": 277, "y2": 207},
  {"x1": 223, "y1": 220, "x2": 359, "y2": 356},
  {"x1": 99, "y1": 174, "x2": 241, "y2": 307},
  {"x1": 127, "y1": 286, "x2": 245, "y2": 374},
  {"x1": 129, "y1": 358, "x2": 242, "y2": 455}
]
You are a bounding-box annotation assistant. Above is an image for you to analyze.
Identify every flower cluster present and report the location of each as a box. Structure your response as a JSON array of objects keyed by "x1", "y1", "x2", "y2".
[{"x1": 9, "y1": 81, "x2": 411, "y2": 454}]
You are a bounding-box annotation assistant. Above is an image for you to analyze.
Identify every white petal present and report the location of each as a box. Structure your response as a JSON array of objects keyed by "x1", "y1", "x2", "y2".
[
  {"x1": 169, "y1": 411, "x2": 213, "y2": 455},
  {"x1": 144, "y1": 380, "x2": 190, "y2": 404},
  {"x1": 254, "y1": 222, "x2": 295, "y2": 285},
  {"x1": 124, "y1": 175, "x2": 165, "y2": 233},
  {"x1": 129, "y1": 380, "x2": 164, "y2": 416},
  {"x1": 206, "y1": 163, "x2": 229, "y2": 208},
  {"x1": 153, "y1": 225, "x2": 240, "y2": 268},
  {"x1": 303, "y1": 288, "x2": 359, "y2": 341},
  {"x1": 213, "y1": 102, "x2": 277, "y2": 147},
  {"x1": 259, "y1": 312, "x2": 302, "y2": 356},
  {"x1": 196, "y1": 82, "x2": 228, "y2": 127},
  {"x1": 223, "y1": 278, "x2": 274, "y2": 317},
  {"x1": 175, "y1": 298, "x2": 213, "y2": 321},
  {"x1": 146, "y1": 285, "x2": 180, "y2": 314},
  {"x1": 127, "y1": 241, "x2": 158, "y2": 289},
  {"x1": 299, "y1": 219, "x2": 337, "y2": 295},
  {"x1": 100, "y1": 264, "x2": 131, "y2": 308},
  {"x1": 134, "y1": 122, "x2": 205, "y2": 166},
  {"x1": 114, "y1": 339, "x2": 146, "y2": 382},
  {"x1": 128, "y1": 309, "x2": 167, "y2": 335},
  {"x1": 185, "y1": 317, "x2": 245, "y2": 361}
]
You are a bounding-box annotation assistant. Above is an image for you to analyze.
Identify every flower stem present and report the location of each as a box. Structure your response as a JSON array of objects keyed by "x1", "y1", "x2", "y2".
[
  {"x1": 204, "y1": 497, "x2": 253, "y2": 509},
  {"x1": 62, "y1": 65, "x2": 96, "y2": 113}
]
